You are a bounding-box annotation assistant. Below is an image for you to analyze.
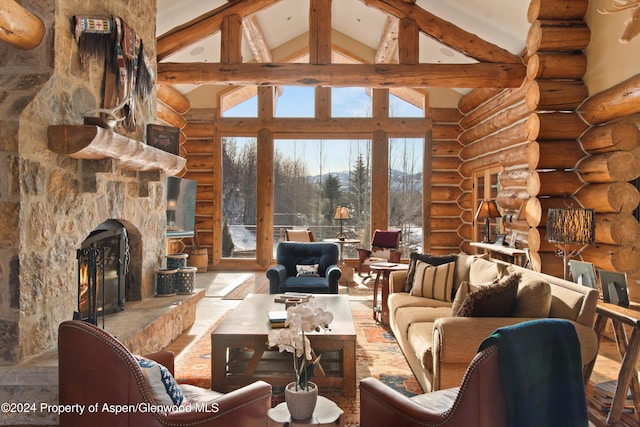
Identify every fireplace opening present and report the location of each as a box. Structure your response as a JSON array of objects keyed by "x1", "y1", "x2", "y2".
[{"x1": 75, "y1": 219, "x2": 130, "y2": 325}]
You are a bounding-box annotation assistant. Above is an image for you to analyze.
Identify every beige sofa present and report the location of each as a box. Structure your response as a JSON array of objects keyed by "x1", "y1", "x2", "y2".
[{"x1": 388, "y1": 253, "x2": 599, "y2": 393}]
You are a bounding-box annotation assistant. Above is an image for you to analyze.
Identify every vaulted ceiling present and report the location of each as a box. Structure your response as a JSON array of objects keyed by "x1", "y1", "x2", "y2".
[{"x1": 156, "y1": 0, "x2": 531, "y2": 108}]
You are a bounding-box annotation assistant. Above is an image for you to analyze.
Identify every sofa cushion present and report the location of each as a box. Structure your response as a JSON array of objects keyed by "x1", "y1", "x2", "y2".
[
  {"x1": 469, "y1": 257, "x2": 506, "y2": 284},
  {"x1": 454, "y1": 273, "x2": 521, "y2": 317},
  {"x1": 513, "y1": 277, "x2": 552, "y2": 317},
  {"x1": 404, "y1": 253, "x2": 458, "y2": 292},
  {"x1": 136, "y1": 356, "x2": 187, "y2": 406},
  {"x1": 410, "y1": 261, "x2": 456, "y2": 302}
]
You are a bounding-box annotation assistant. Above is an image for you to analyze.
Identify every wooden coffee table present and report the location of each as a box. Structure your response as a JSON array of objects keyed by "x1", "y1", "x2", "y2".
[{"x1": 211, "y1": 294, "x2": 356, "y2": 397}]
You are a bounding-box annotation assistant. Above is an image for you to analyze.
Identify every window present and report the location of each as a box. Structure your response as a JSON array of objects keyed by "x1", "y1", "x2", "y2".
[
  {"x1": 274, "y1": 139, "x2": 371, "y2": 258},
  {"x1": 389, "y1": 138, "x2": 424, "y2": 256},
  {"x1": 221, "y1": 136, "x2": 257, "y2": 258},
  {"x1": 275, "y1": 86, "x2": 315, "y2": 117},
  {"x1": 331, "y1": 87, "x2": 372, "y2": 117}
]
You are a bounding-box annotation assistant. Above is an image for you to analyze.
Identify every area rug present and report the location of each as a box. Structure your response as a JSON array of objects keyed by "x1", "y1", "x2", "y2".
[
  {"x1": 223, "y1": 272, "x2": 378, "y2": 300},
  {"x1": 174, "y1": 301, "x2": 421, "y2": 427}
]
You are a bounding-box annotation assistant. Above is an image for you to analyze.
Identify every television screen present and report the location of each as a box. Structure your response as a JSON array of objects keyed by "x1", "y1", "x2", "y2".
[{"x1": 166, "y1": 177, "x2": 196, "y2": 238}]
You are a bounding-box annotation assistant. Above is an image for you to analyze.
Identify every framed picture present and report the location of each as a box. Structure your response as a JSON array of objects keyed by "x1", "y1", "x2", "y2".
[
  {"x1": 598, "y1": 270, "x2": 630, "y2": 307},
  {"x1": 494, "y1": 234, "x2": 506, "y2": 246},
  {"x1": 568, "y1": 260, "x2": 598, "y2": 292},
  {"x1": 147, "y1": 124, "x2": 180, "y2": 155}
]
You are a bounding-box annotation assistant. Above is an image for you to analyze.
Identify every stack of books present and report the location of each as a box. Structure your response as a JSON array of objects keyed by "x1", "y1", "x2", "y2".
[
  {"x1": 268, "y1": 310, "x2": 288, "y2": 328},
  {"x1": 591, "y1": 380, "x2": 635, "y2": 414}
]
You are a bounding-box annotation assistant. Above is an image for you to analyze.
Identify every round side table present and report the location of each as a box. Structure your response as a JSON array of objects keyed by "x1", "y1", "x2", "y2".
[{"x1": 267, "y1": 395, "x2": 344, "y2": 426}]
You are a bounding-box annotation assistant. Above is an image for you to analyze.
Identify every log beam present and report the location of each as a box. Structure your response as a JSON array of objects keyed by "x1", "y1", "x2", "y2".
[
  {"x1": 310, "y1": 0, "x2": 332, "y2": 64},
  {"x1": 157, "y1": 83, "x2": 191, "y2": 114},
  {"x1": 157, "y1": 0, "x2": 279, "y2": 61},
  {"x1": 360, "y1": 0, "x2": 522, "y2": 64},
  {"x1": 157, "y1": 62, "x2": 526, "y2": 88},
  {"x1": 375, "y1": 16, "x2": 399, "y2": 63},
  {"x1": 579, "y1": 73, "x2": 640, "y2": 125},
  {"x1": 0, "y1": 0, "x2": 45, "y2": 50}
]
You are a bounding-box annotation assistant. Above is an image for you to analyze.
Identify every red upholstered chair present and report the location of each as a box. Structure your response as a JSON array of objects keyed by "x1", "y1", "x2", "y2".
[
  {"x1": 357, "y1": 229, "x2": 402, "y2": 279},
  {"x1": 58, "y1": 320, "x2": 272, "y2": 427}
]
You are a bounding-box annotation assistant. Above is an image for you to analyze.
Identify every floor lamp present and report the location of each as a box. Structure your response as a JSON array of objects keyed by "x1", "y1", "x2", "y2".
[
  {"x1": 475, "y1": 200, "x2": 501, "y2": 243},
  {"x1": 546, "y1": 207, "x2": 595, "y2": 281},
  {"x1": 333, "y1": 206, "x2": 350, "y2": 241}
]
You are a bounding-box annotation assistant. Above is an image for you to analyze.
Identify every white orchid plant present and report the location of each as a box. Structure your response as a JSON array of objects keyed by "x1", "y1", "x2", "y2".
[{"x1": 267, "y1": 297, "x2": 333, "y2": 391}]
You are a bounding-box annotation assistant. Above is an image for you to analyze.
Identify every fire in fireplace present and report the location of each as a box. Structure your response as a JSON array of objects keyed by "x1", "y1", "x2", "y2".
[{"x1": 75, "y1": 219, "x2": 130, "y2": 325}]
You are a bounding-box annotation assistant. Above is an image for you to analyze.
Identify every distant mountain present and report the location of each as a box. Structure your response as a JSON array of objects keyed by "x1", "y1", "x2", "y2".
[{"x1": 307, "y1": 169, "x2": 422, "y2": 192}]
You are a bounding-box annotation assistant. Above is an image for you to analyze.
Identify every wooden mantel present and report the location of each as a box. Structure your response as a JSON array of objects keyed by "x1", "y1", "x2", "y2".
[{"x1": 48, "y1": 125, "x2": 186, "y2": 176}]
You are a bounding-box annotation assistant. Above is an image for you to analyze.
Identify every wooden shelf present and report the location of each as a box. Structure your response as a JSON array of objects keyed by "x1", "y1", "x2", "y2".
[{"x1": 48, "y1": 125, "x2": 186, "y2": 176}]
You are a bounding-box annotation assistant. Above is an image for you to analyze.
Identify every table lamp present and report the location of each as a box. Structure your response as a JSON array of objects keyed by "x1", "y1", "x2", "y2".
[
  {"x1": 475, "y1": 200, "x2": 501, "y2": 243},
  {"x1": 546, "y1": 207, "x2": 595, "y2": 280},
  {"x1": 333, "y1": 206, "x2": 351, "y2": 240}
]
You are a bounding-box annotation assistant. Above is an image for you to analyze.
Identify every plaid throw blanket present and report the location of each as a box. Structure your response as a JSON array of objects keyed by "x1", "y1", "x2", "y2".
[{"x1": 478, "y1": 319, "x2": 588, "y2": 427}]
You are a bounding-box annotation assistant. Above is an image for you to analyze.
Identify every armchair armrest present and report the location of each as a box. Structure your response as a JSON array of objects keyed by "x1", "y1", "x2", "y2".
[
  {"x1": 166, "y1": 380, "x2": 272, "y2": 425},
  {"x1": 360, "y1": 377, "x2": 458, "y2": 427},
  {"x1": 326, "y1": 264, "x2": 342, "y2": 293},
  {"x1": 266, "y1": 264, "x2": 288, "y2": 293},
  {"x1": 144, "y1": 350, "x2": 175, "y2": 375}
]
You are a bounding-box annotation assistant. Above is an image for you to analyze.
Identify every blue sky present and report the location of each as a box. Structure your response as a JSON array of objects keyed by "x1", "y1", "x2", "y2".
[{"x1": 224, "y1": 86, "x2": 424, "y2": 175}]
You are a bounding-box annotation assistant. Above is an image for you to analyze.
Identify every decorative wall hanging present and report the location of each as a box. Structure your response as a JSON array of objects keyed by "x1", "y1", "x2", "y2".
[
  {"x1": 73, "y1": 15, "x2": 154, "y2": 131},
  {"x1": 598, "y1": 0, "x2": 640, "y2": 43}
]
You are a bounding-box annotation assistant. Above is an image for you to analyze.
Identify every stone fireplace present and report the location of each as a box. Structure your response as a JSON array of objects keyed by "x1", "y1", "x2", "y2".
[{"x1": 0, "y1": 0, "x2": 163, "y2": 365}]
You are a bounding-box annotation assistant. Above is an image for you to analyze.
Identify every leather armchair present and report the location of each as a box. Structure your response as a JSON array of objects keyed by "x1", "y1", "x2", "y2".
[
  {"x1": 267, "y1": 242, "x2": 341, "y2": 294},
  {"x1": 360, "y1": 345, "x2": 507, "y2": 427},
  {"x1": 360, "y1": 319, "x2": 587, "y2": 427},
  {"x1": 357, "y1": 229, "x2": 402, "y2": 279},
  {"x1": 58, "y1": 320, "x2": 272, "y2": 427}
]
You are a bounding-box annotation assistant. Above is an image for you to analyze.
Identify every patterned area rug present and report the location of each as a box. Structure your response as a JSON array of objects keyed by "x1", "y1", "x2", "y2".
[
  {"x1": 174, "y1": 300, "x2": 421, "y2": 427},
  {"x1": 223, "y1": 272, "x2": 378, "y2": 300}
]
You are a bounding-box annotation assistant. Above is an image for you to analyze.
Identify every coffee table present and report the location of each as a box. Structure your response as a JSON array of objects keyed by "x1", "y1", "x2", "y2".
[{"x1": 211, "y1": 294, "x2": 356, "y2": 397}]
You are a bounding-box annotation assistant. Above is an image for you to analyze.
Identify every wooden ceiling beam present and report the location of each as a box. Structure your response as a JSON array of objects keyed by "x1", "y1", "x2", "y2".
[
  {"x1": 158, "y1": 62, "x2": 525, "y2": 88},
  {"x1": 310, "y1": 0, "x2": 332, "y2": 64},
  {"x1": 157, "y1": 0, "x2": 280, "y2": 61},
  {"x1": 359, "y1": 0, "x2": 522, "y2": 64},
  {"x1": 375, "y1": 16, "x2": 399, "y2": 64},
  {"x1": 242, "y1": 15, "x2": 272, "y2": 62}
]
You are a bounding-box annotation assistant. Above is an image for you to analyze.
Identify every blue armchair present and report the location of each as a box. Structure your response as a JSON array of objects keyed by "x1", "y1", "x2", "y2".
[{"x1": 267, "y1": 242, "x2": 341, "y2": 294}]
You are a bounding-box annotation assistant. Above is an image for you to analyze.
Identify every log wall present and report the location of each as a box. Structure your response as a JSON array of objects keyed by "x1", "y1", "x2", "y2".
[
  {"x1": 458, "y1": 0, "x2": 640, "y2": 301},
  {"x1": 429, "y1": 108, "x2": 464, "y2": 255}
]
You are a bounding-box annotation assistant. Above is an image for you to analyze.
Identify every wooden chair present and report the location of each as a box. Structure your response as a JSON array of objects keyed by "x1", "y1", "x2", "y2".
[
  {"x1": 285, "y1": 229, "x2": 315, "y2": 242},
  {"x1": 357, "y1": 229, "x2": 402, "y2": 279}
]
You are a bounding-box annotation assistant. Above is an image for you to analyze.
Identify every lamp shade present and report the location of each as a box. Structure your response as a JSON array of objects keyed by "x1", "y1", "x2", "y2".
[
  {"x1": 333, "y1": 206, "x2": 351, "y2": 221},
  {"x1": 546, "y1": 208, "x2": 595, "y2": 245},
  {"x1": 475, "y1": 200, "x2": 501, "y2": 220}
]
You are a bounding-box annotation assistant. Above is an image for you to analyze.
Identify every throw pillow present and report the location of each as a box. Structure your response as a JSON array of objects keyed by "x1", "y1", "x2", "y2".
[
  {"x1": 454, "y1": 272, "x2": 521, "y2": 317},
  {"x1": 469, "y1": 257, "x2": 507, "y2": 285},
  {"x1": 296, "y1": 264, "x2": 320, "y2": 277},
  {"x1": 512, "y1": 277, "x2": 552, "y2": 317},
  {"x1": 136, "y1": 356, "x2": 187, "y2": 406},
  {"x1": 409, "y1": 260, "x2": 456, "y2": 302},
  {"x1": 404, "y1": 253, "x2": 458, "y2": 292}
]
